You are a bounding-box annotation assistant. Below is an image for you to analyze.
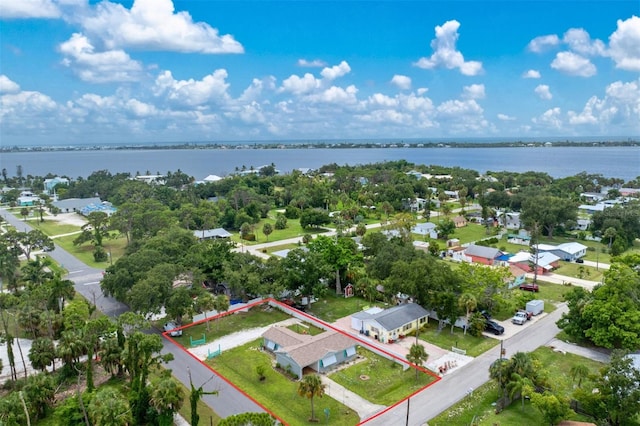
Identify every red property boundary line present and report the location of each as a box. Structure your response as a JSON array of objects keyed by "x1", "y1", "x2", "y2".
[{"x1": 163, "y1": 298, "x2": 442, "y2": 425}]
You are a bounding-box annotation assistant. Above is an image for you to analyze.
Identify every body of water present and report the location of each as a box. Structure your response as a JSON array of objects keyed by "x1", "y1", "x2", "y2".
[{"x1": 2, "y1": 145, "x2": 639, "y2": 181}]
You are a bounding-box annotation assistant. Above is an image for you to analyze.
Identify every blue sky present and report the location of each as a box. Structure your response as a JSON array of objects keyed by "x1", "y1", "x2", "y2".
[{"x1": 1, "y1": 0, "x2": 639, "y2": 146}]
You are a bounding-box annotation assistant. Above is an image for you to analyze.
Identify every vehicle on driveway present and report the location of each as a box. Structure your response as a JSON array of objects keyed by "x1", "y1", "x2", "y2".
[
  {"x1": 575, "y1": 258, "x2": 584, "y2": 263},
  {"x1": 519, "y1": 283, "x2": 539, "y2": 292},
  {"x1": 163, "y1": 322, "x2": 182, "y2": 337},
  {"x1": 511, "y1": 310, "x2": 532, "y2": 325},
  {"x1": 485, "y1": 319, "x2": 505, "y2": 335}
]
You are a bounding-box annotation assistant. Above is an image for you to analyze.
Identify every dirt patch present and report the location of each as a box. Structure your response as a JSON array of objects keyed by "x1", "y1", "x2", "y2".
[{"x1": 47, "y1": 212, "x2": 87, "y2": 227}]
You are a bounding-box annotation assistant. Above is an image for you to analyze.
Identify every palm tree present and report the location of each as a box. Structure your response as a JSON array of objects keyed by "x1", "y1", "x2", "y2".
[
  {"x1": 150, "y1": 372, "x2": 185, "y2": 424},
  {"x1": 603, "y1": 227, "x2": 617, "y2": 249},
  {"x1": 88, "y1": 387, "x2": 132, "y2": 426},
  {"x1": 297, "y1": 374, "x2": 325, "y2": 421},
  {"x1": 212, "y1": 294, "x2": 230, "y2": 332},
  {"x1": 458, "y1": 293, "x2": 477, "y2": 335},
  {"x1": 195, "y1": 292, "x2": 216, "y2": 332},
  {"x1": 570, "y1": 364, "x2": 590, "y2": 388},
  {"x1": 406, "y1": 343, "x2": 429, "y2": 380},
  {"x1": 57, "y1": 330, "x2": 86, "y2": 369},
  {"x1": 100, "y1": 337, "x2": 125, "y2": 378},
  {"x1": 28, "y1": 337, "x2": 56, "y2": 373},
  {"x1": 46, "y1": 276, "x2": 75, "y2": 313},
  {"x1": 507, "y1": 372, "x2": 533, "y2": 410},
  {"x1": 510, "y1": 352, "x2": 534, "y2": 378}
]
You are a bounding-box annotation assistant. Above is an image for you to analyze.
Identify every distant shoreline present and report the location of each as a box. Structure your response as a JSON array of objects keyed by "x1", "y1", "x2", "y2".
[{"x1": 2, "y1": 139, "x2": 639, "y2": 153}]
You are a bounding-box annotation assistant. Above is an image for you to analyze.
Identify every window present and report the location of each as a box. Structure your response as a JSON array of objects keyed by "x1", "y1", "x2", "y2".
[
  {"x1": 420, "y1": 317, "x2": 426, "y2": 324},
  {"x1": 403, "y1": 324, "x2": 412, "y2": 332},
  {"x1": 321, "y1": 354, "x2": 337, "y2": 368},
  {"x1": 266, "y1": 340, "x2": 275, "y2": 350}
]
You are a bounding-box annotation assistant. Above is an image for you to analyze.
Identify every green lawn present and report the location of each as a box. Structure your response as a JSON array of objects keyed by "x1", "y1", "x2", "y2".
[
  {"x1": 309, "y1": 294, "x2": 387, "y2": 323},
  {"x1": 429, "y1": 346, "x2": 604, "y2": 425},
  {"x1": 328, "y1": 347, "x2": 436, "y2": 405},
  {"x1": 447, "y1": 224, "x2": 496, "y2": 245},
  {"x1": 54, "y1": 235, "x2": 128, "y2": 269},
  {"x1": 207, "y1": 340, "x2": 360, "y2": 426},
  {"x1": 553, "y1": 262, "x2": 604, "y2": 282},
  {"x1": 287, "y1": 322, "x2": 325, "y2": 336},
  {"x1": 30, "y1": 219, "x2": 82, "y2": 236},
  {"x1": 417, "y1": 322, "x2": 500, "y2": 357},
  {"x1": 171, "y1": 305, "x2": 291, "y2": 346}
]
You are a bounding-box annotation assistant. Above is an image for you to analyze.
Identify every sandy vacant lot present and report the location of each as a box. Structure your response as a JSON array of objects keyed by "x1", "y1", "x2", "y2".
[{"x1": 46, "y1": 212, "x2": 88, "y2": 227}]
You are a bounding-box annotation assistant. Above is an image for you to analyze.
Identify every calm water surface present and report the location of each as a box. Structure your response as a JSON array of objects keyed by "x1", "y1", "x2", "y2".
[{"x1": 2, "y1": 146, "x2": 638, "y2": 181}]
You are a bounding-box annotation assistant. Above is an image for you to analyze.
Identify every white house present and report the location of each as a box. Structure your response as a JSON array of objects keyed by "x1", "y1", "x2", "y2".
[
  {"x1": 411, "y1": 222, "x2": 438, "y2": 239},
  {"x1": 538, "y1": 242, "x2": 588, "y2": 262},
  {"x1": 351, "y1": 303, "x2": 429, "y2": 344}
]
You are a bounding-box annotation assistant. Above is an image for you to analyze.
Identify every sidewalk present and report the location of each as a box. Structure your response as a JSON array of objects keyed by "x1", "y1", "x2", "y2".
[
  {"x1": 546, "y1": 337, "x2": 611, "y2": 363},
  {"x1": 320, "y1": 375, "x2": 386, "y2": 420}
]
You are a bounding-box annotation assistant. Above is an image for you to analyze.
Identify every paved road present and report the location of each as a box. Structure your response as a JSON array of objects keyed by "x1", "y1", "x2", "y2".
[{"x1": 363, "y1": 304, "x2": 569, "y2": 426}]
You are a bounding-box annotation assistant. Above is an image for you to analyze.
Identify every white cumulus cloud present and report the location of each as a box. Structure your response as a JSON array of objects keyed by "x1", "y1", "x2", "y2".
[
  {"x1": 497, "y1": 113, "x2": 515, "y2": 121},
  {"x1": 320, "y1": 61, "x2": 351, "y2": 80},
  {"x1": 59, "y1": 33, "x2": 144, "y2": 83},
  {"x1": 413, "y1": 20, "x2": 483, "y2": 76},
  {"x1": 608, "y1": 16, "x2": 640, "y2": 71},
  {"x1": 280, "y1": 73, "x2": 322, "y2": 95},
  {"x1": 462, "y1": 84, "x2": 485, "y2": 99},
  {"x1": 551, "y1": 51, "x2": 597, "y2": 77},
  {"x1": 532, "y1": 107, "x2": 563, "y2": 129},
  {"x1": 390, "y1": 75, "x2": 412, "y2": 90},
  {"x1": 534, "y1": 84, "x2": 553, "y2": 100},
  {"x1": 0, "y1": 0, "x2": 61, "y2": 19},
  {"x1": 297, "y1": 59, "x2": 327, "y2": 68},
  {"x1": 563, "y1": 28, "x2": 606, "y2": 56},
  {"x1": 78, "y1": 0, "x2": 244, "y2": 54},
  {"x1": 153, "y1": 69, "x2": 230, "y2": 106},
  {"x1": 522, "y1": 69, "x2": 541, "y2": 79},
  {"x1": 0, "y1": 75, "x2": 20, "y2": 93},
  {"x1": 527, "y1": 34, "x2": 560, "y2": 53}
]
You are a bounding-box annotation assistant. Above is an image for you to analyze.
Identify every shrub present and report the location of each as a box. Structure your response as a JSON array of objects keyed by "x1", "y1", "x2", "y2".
[{"x1": 93, "y1": 246, "x2": 108, "y2": 262}]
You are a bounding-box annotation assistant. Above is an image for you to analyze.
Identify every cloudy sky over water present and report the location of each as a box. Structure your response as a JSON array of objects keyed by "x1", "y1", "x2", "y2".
[{"x1": 1, "y1": 0, "x2": 639, "y2": 146}]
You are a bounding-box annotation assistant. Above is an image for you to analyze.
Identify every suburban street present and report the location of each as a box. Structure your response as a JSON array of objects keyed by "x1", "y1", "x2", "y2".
[{"x1": 1, "y1": 208, "x2": 612, "y2": 425}]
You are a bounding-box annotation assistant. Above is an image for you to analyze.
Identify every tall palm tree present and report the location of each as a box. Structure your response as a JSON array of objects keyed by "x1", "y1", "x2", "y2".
[
  {"x1": 458, "y1": 293, "x2": 477, "y2": 335},
  {"x1": 57, "y1": 330, "x2": 86, "y2": 369},
  {"x1": 212, "y1": 295, "x2": 230, "y2": 332},
  {"x1": 570, "y1": 364, "x2": 590, "y2": 388},
  {"x1": 406, "y1": 343, "x2": 429, "y2": 380},
  {"x1": 28, "y1": 337, "x2": 56, "y2": 373},
  {"x1": 297, "y1": 374, "x2": 325, "y2": 422},
  {"x1": 150, "y1": 372, "x2": 185, "y2": 424},
  {"x1": 507, "y1": 372, "x2": 533, "y2": 410},
  {"x1": 88, "y1": 387, "x2": 132, "y2": 426}
]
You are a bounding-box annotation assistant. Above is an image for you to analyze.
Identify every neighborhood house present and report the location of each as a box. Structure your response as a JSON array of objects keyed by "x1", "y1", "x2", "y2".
[
  {"x1": 262, "y1": 327, "x2": 357, "y2": 380},
  {"x1": 351, "y1": 303, "x2": 429, "y2": 344}
]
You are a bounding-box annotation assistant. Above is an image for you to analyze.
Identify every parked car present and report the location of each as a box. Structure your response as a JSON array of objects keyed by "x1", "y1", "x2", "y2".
[
  {"x1": 163, "y1": 322, "x2": 182, "y2": 337},
  {"x1": 519, "y1": 283, "x2": 539, "y2": 292},
  {"x1": 485, "y1": 320, "x2": 505, "y2": 335},
  {"x1": 511, "y1": 310, "x2": 532, "y2": 325},
  {"x1": 575, "y1": 258, "x2": 584, "y2": 263}
]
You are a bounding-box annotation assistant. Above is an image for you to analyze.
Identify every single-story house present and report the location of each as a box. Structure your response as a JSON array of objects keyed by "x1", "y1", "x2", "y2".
[
  {"x1": 411, "y1": 222, "x2": 438, "y2": 239},
  {"x1": 578, "y1": 203, "x2": 608, "y2": 214},
  {"x1": 194, "y1": 228, "x2": 232, "y2": 240},
  {"x1": 79, "y1": 201, "x2": 116, "y2": 216},
  {"x1": 452, "y1": 216, "x2": 467, "y2": 228},
  {"x1": 538, "y1": 242, "x2": 588, "y2": 262},
  {"x1": 464, "y1": 244, "x2": 504, "y2": 266},
  {"x1": 507, "y1": 265, "x2": 527, "y2": 289},
  {"x1": 134, "y1": 175, "x2": 165, "y2": 184},
  {"x1": 509, "y1": 251, "x2": 560, "y2": 274},
  {"x1": 507, "y1": 233, "x2": 531, "y2": 246},
  {"x1": 202, "y1": 174, "x2": 223, "y2": 183},
  {"x1": 262, "y1": 327, "x2": 357, "y2": 380},
  {"x1": 351, "y1": 303, "x2": 429, "y2": 344},
  {"x1": 17, "y1": 191, "x2": 40, "y2": 206},
  {"x1": 574, "y1": 219, "x2": 591, "y2": 231},
  {"x1": 53, "y1": 197, "x2": 102, "y2": 213},
  {"x1": 503, "y1": 212, "x2": 522, "y2": 230}
]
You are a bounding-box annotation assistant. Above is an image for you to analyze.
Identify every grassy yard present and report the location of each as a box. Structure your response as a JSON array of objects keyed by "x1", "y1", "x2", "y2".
[
  {"x1": 287, "y1": 322, "x2": 325, "y2": 336},
  {"x1": 30, "y1": 219, "x2": 82, "y2": 236},
  {"x1": 448, "y1": 224, "x2": 497, "y2": 245},
  {"x1": 54, "y1": 235, "x2": 128, "y2": 269},
  {"x1": 171, "y1": 305, "x2": 291, "y2": 346},
  {"x1": 309, "y1": 294, "x2": 387, "y2": 323},
  {"x1": 553, "y1": 262, "x2": 604, "y2": 282},
  {"x1": 207, "y1": 340, "x2": 360, "y2": 426},
  {"x1": 417, "y1": 321, "x2": 500, "y2": 357},
  {"x1": 429, "y1": 346, "x2": 604, "y2": 425},
  {"x1": 329, "y1": 348, "x2": 436, "y2": 405}
]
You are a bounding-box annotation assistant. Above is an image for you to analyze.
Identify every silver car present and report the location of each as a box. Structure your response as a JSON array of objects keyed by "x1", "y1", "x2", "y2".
[{"x1": 163, "y1": 322, "x2": 182, "y2": 337}]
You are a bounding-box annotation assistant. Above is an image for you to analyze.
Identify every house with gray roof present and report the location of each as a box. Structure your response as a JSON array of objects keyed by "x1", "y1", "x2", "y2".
[
  {"x1": 193, "y1": 228, "x2": 232, "y2": 240},
  {"x1": 53, "y1": 197, "x2": 102, "y2": 213},
  {"x1": 262, "y1": 327, "x2": 357, "y2": 380},
  {"x1": 464, "y1": 244, "x2": 504, "y2": 266},
  {"x1": 539, "y1": 242, "x2": 588, "y2": 261},
  {"x1": 351, "y1": 303, "x2": 429, "y2": 344}
]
